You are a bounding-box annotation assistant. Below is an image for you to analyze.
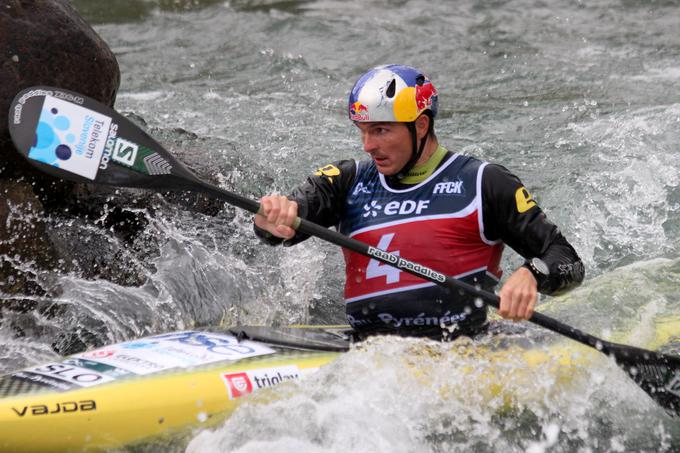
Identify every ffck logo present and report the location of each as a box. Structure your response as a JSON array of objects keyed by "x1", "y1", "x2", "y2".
[{"x1": 433, "y1": 180, "x2": 464, "y2": 195}]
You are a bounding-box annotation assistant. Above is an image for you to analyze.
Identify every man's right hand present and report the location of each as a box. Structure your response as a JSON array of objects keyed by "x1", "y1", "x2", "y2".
[{"x1": 254, "y1": 195, "x2": 298, "y2": 240}]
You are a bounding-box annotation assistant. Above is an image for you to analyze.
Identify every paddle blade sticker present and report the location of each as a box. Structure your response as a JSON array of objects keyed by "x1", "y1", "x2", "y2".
[
  {"x1": 28, "y1": 94, "x2": 112, "y2": 180},
  {"x1": 9, "y1": 86, "x2": 190, "y2": 188}
]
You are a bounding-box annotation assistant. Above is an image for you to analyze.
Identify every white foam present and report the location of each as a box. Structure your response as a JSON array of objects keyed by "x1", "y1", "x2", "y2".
[
  {"x1": 116, "y1": 91, "x2": 169, "y2": 102},
  {"x1": 185, "y1": 334, "x2": 661, "y2": 452},
  {"x1": 554, "y1": 104, "x2": 680, "y2": 271}
]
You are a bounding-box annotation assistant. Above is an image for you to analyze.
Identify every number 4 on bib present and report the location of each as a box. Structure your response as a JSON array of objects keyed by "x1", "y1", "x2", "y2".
[{"x1": 366, "y1": 233, "x2": 402, "y2": 284}]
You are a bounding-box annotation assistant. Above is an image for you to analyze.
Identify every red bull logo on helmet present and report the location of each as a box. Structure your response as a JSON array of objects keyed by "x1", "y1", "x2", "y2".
[
  {"x1": 415, "y1": 81, "x2": 438, "y2": 112},
  {"x1": 349, "y1": 101, "x2": 369, "y2": 121}
]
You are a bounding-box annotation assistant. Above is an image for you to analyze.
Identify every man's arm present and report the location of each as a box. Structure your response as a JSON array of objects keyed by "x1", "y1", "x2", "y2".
[
  {"x1": 482, "y1": 163, "x2": 585, "y2": 294},
  {"x1": 254, "y1": 160, "x2": 358, "y2": 246}
]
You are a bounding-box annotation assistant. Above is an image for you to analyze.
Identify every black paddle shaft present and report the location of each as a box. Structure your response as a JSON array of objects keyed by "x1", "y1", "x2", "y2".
[{"x1": 9, "y1": 86, "x2": 680, "y2": 417}]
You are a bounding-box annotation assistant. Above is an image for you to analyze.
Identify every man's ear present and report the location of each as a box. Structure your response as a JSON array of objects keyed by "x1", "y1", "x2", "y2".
[{"x1": 415, "y1": 114, "x2": 431, "y2": 140}]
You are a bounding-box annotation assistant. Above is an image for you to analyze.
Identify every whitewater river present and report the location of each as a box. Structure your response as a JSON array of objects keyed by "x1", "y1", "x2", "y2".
[{"x1": 2, "y1": 0, "x2": 680, "y2": 451}]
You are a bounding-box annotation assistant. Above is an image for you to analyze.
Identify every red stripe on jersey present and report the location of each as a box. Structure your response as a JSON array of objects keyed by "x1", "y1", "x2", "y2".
[{"x1": 343, "y1": 211, "x2": 503, "y2": 301}]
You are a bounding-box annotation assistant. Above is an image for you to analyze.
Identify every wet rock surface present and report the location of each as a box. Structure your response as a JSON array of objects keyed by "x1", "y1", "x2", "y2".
[
  {"x1": 0, "y1": 1, "x2": 262, "y2": 355},
  {"x1": 1, "y1": 0, "x2": 122, "y2": 301},
  {"x1": 0, "y1": 0, "x2": 121, "y2": 178}
]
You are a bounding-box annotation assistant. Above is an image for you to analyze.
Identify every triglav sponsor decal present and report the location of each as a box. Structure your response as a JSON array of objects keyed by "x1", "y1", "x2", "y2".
[
  {"x1": 221, "y1": 365, "x2": 318, "y2": 400},
  {"x1": 222, "y1": 372, "x2": 253, "y2": 398}
]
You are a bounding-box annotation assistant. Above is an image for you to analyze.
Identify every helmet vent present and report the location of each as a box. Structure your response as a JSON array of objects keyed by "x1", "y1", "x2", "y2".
[
  {"x1": 385, "y1": 79, "x2": 396, "y2": 98},
  {"x1": 415, "y1": 74, "x2": 425, "y2": 86}
]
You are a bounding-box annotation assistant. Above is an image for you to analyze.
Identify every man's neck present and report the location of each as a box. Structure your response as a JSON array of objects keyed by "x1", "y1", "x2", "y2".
[
  {"x1": 398, "y1": 143, "x2": 447, "y2": 184},
  {"x1": 415, "y1": 137, "x2": 440, "y2": 166}
]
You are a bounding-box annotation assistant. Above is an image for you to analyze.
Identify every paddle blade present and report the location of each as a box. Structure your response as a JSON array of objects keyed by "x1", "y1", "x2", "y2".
[
  {"x1": 608, "y1": 343, "x2": 680, "y2": 417},
  {"x1": 8, "y1": 86, "x2": 197, "y2": 189}
]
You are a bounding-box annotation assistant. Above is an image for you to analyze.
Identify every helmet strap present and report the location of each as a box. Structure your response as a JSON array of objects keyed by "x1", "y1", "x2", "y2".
[{"x1": 393, "y1": 119, "x2": 431, "y2": 181}]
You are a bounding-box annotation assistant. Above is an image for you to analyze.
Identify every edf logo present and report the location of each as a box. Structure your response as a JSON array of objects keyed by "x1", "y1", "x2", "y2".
[
  {"x1": 433, "y1": 181, "x2": 464, "y2": 195},
  {"x1": 364, "y1": 200, "x2": 430, "y2": 217}
]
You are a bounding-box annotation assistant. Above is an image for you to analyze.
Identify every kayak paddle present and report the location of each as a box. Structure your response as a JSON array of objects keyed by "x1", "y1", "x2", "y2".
[{"x1": 8, "y1": 86, "x2": 680, "y2": 417}]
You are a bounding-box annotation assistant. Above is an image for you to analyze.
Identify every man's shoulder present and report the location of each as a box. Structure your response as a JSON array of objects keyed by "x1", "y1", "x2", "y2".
[
  {"x1": 311, "y1": 159, "x2": 358, "y2": 175},
  {"x1": 307, "y1": 159, "x2": 358, "y2": 184},
  {"x1": 481, "y1": 162, "x2": 522, "y2": 183},
  {"x1": 439, "y1": 151, "x2": 486, "y2": 176}
]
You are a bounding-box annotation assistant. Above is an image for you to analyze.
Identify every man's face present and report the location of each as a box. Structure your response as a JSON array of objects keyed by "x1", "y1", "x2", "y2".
[{"x1": 355, "y1": 122, "x2": 412, "y2": 176}]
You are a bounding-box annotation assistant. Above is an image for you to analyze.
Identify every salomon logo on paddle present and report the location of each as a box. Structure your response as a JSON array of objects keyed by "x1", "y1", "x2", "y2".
[
  {"x1": 12, "y1": 400, "x2": 96, "y2": 417},
  {"x1": 100, "y1": 123, "x2": 119, "y2": 170},
  {"x1": 112, "y1": 137, "x2": 139, "y2": 166}
]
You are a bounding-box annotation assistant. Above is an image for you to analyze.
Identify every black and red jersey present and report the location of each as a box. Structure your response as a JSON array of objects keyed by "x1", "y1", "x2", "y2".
[{"x1": 255, "y1": 149, "x2": 584, "y2": 336}]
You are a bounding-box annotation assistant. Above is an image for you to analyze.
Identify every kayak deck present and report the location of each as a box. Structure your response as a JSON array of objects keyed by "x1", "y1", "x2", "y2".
[
  {"x1": 0, "y1": 325, "x2": 594, "y2": 452},
  {"x1": 0, "y1": 327, "x2": 347, "y2": 452}
]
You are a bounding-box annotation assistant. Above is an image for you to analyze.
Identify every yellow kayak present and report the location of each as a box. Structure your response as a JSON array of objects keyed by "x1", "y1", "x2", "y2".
[{"x1": 0, "y1": 326, "x2": 595, "y2": 452}]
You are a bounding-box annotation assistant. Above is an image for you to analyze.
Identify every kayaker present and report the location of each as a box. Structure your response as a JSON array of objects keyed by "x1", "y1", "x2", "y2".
[{"x1": 253, "y1": 64, "x2": 584, "y2": 339}]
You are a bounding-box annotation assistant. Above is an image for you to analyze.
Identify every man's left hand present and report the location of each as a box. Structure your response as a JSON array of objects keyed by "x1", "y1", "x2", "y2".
[{"x1": 497, "y1": 267, "x2": 538, "y2": 321}]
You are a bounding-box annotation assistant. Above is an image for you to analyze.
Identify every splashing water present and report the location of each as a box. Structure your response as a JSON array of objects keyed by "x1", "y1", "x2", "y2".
[{"x1": 2, "y1": 0, "x2": 680, "y2": 451}]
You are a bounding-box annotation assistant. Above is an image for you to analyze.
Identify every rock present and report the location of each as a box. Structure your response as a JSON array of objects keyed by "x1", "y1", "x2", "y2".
[
  {"x1": 0, "y1": 0, "x2": 120, "y2": 296},
  {"x1": 0, "y1": 1, "x2": 230, "y2": 303},
  {"x1": 0, "y1": 0, "x2": 120, "y2": 178}
]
